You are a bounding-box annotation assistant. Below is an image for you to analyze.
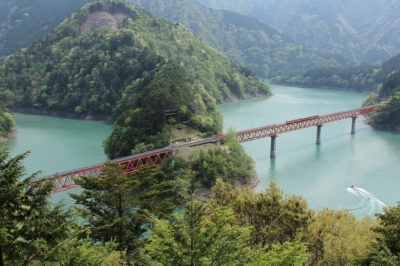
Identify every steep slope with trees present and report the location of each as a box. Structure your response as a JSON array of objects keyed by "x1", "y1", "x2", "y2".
[
  {"x1": 129, "y1": 0, "x2": 343, "y2": 78},
  {"x1": 196, "y1": 0, "x2": 400, "y2": 66},
  {"x1": 0, "y1": 0, "x2": 94, "y2": 62},
  {"x1": 272, "y1": 53, "x2": 400, "y2": 92},
  {"x1": 0, "y1": 0, "x2": 270, "y2": 159},
  {"x1": 0, "y1": 0, "x2": 347, "y2": 78}
]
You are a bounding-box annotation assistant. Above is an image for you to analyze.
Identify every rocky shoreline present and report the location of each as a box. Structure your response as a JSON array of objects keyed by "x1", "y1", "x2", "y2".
[
  {"x1": 194, "y1": 173, "x2": 260, "y2": 202},
  {"x1": 0, "y1": 129, "x2": 17, "y2": 143},
  {"x1": 372, "y1": 124, "x2": 400, "y2": 131},
  {"x1": 364, "y1": 116, "x2": 400, "y2": 131}
]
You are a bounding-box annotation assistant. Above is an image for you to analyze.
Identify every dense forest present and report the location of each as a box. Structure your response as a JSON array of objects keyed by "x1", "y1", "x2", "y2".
[
  {"x1": 0, "y1": 0, "x2": 348, "y2": 78},
  {"x1": 0, "y1": 0, "x2": 270, "y2": 158},
  {"x1": 271, "y1": 53, "x2": 400, "y2": 92},
  {"x1": 0, "y1": 0, "x2": 93, "y2": 62},
  {"x1": 196, "y1": 0, "x2": 400, "y2": 65},
  {"x1": 128, "y1": 0, "x2": 345, "y2": 78},
  {"x1": 2, "y1": 145, "x2": 400, "y2": 265}
]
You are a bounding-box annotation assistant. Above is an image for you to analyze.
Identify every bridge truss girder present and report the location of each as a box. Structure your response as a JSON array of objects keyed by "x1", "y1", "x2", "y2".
[
  {"x1": 235, "y1": 105, "x2": 379, "y2": 143},
  {"x1": 33, "y1": 149, "x2": 172, "y2": 194}
]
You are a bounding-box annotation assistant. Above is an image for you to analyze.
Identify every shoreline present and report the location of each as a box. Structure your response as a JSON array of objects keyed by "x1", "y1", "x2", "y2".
[
  {"x1": 11, "y1": 108, "x2": 115, "y2": 121},
  {"x1": 364, "y1": 116, "x2": 400, "y2": 131},
  {"x1": 269, "y1": 81, "x2": 375, "y2": 94},
  {"x1": 11, "y1": 92, "x2": 273, "y2": 121},
  {"x1": 218, "y1": 91, "x2": 273, "y2": 104},
  {"x1": 195, "y1": 173, "x2": 260, "y2": 202},
  {"x1": 0, "y1": 129, "x2": 17, "y2": 143}
]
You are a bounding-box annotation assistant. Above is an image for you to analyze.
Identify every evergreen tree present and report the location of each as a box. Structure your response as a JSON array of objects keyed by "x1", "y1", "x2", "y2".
[
  {"x1": 0, "y1": 146, "x2": 75, "y2": 265},
  {"x1": 69, "y1": 162, "x2": 175, "y2": 261}
]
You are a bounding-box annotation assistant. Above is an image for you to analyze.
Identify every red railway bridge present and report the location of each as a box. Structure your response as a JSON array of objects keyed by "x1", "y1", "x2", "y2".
[{"x1": 31, "y1": 104, "x2": 379, "y2": 194}]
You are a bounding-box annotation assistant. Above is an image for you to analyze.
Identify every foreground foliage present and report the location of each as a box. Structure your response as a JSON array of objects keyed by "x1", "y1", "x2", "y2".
[
  {"x1": 305, "y1": 208, "x2": 377, "y2": 265},
  {"x1": 211, "y1": 179, "x2": 313, "y2": 249},
  {"x1": 142, "y1": 176, "x2": 310, "y2": 266},
  {"x1": 70, "y1": 162, "x2": 175, "y2": 260},
  {"x1": 4, "y1": 147, "x2": 400, "y2": 265},
  {"x1": 0, "y1": 146, "x2": 76, "y2": 265},
  {"x1": 359, "y1": 203, "x2": 400, "y2": 265}
]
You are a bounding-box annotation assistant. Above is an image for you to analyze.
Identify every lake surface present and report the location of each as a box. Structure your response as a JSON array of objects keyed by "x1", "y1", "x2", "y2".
[
  {"x1": 7, "y1": 83, "x2": 400, "y2": 217},
  {"x1": 219, "y1": 84, "x2": 400, "y2": 217},
  {"x1": 7, "y1": 113, "x2": 113, "y2": 203}
]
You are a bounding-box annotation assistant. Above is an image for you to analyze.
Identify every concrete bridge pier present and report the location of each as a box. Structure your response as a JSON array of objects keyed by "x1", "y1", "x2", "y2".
[
  {"x1": 214, "y1": 139, "x2": 221, "y2": 146},
  {"x1": 316, "y1": 125, "x2": 323, "y2": 145},
  {"x1": 351, "y1": 117, "x2": 357, "y2": 134},
  {"x1": 270, "y1": 135, "x2": 277, "y2": 158}
]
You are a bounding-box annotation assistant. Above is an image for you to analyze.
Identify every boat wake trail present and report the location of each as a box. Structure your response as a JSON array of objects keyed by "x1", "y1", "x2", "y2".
[{"x1": 347, "y1": 187, "x2": 386, "y2": 216}]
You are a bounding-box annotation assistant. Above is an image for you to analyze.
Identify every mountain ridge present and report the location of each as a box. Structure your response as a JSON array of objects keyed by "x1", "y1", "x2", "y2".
[{"x1": 195, "y1": 0, "x2": 400, "y2": 65}]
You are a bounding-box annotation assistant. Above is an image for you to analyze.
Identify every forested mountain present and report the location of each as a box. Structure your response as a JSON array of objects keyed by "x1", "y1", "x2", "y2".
[
  {"x1": 0, "y1": 0, "x2": 270, "y2": 158},
  {"x1": 0, "y1": 0, "x2": 345, "y2": 78},
  {"x1": 196, "y1": 0, "x2": 400, "y2": 66},
  {"x1": 128, "y1": 0, "x2": 343, "y2": 77},
  {"x1": 272, "y1": 53, "x2": 400, "y2": 92},
  {"x1": 0, "y1": 0, "x2": 93, "y2": 62}
]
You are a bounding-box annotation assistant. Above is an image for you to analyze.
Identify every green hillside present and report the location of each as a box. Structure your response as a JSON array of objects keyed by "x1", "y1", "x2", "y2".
[
  {"x1": 129, "y1": 0, "x2": 344, "y2": 78},
  {"x1": 272, "y1": 53, "x2": 400, "y2": 92},
  {"x1": 0, "y1": 0, "x2": 270, "y2": 158},
  {"x1": 0, "y1": 0, "x2": 94, "y2": 62}
]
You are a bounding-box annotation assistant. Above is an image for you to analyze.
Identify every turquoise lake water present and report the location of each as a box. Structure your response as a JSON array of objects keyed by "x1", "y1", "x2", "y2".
[{"x1": 7, "y1": 82, "x2": 400, "y2": 216}]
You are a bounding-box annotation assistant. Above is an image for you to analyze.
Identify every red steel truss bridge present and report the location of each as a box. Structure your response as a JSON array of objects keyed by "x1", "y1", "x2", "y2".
[
  {"x1": 31, "y1": 104, "x2": 379, "y2": 194},
  {"x1": 31, "y1": 148, "x2": 173, "y2": 194}
]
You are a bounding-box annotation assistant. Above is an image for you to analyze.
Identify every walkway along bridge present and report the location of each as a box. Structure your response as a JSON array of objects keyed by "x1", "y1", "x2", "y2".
[{"x1": 31, "y1": 104, "x2": 380, "y2": 194}]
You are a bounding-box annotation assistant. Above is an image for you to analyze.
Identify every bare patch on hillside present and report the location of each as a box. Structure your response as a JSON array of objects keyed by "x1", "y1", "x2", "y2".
[{"x1": 80, "y1": 11, "x2": 127, "y2": 32}]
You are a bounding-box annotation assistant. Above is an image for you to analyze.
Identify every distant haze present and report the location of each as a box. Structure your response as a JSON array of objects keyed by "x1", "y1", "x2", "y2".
[{"x1": 195, "y1": 0, "x2": 400, "y2": 65}]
